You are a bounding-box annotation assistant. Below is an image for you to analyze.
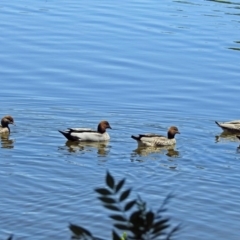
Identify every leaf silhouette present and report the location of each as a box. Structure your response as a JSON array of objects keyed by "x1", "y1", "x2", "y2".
[
  {"x1": 112, "y1": 230, "x2": 121, "y2": 240},
  {"x1": 71, "y1": 171, "x2": 179, "y2": 240},
  {"x1": 115, "y1": 179, "x2": 125, "y2": 193},
  {"x1": 69, "y1": 223, "x2": 92, "y2": 237},
  {"x1": 98, "y1": 196, "x2": 116, "y2": 204},
  {"x1": 95, "y1": 187, "x2": 112, "y2": 195},
  {"x1": 129, "y1": 211, "x2": 144, "y2": 226},
  {"x1": 119, "y1": 188, "x2": 131, "y2": 202},
  {"x1": 166, "y1": 224, "x2": 181, "y2": 240},
  {"x1": 110, "y1": 214, "x2": 127, "y2": 222},
  {"x1": 114, "y1": 223, "x2": 130, "y2": 231},
  {"x1": 146, "y1": 211, "x2": 154, "y2": 229},
  {"x1": 124, "y1": 200, "x2": 136, "y2": 211},
  {"x1": 6, "y1": 235, "x2": 13, "y2": 240},
  {"x1": 106, "y1": 171, "x2": 115, "y2": 189},
  {"x1": 103, "y1": 204, "x2": 121, "y2": 211},
  {"x1": 153, "y1": 219, "x2": 169, "y2": 231},
  {"x1": 152, "y1": 223, "x2": 170, "y2": 235}
]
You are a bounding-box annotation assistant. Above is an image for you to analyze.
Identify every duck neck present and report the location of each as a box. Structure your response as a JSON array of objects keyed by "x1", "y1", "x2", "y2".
[
  {"x1": 1, "y1": 121, "x2": 8, "y2": 128},
  {"x1": 97, "y1": 124, "x2": 105, "y2": 134},
  {"x1": 167, "y1": 132, "x2": 175, "y2": 139}
]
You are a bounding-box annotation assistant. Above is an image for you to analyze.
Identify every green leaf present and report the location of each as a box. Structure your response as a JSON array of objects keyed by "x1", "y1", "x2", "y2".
[
  {"x1": 95, "y1": 187, "x2": 112, "y2": 195},
  {"x1": 119, "y1": 188, "x2": 131, "y2": 202},
  {"x1": 110, "y1": 214, "x2": 127, "y2": 222},
  {"x1": 98, "y1": 196, "x2": 116, "y2": 204},
  {"x1": 114, "y1": 223, "x2": 129, "y2": 231},
  {"x1": 115, "y1": 178, "x2": 125, "y2": 193},
  {"x1": 106, "y1": 171, "x2": 115, "y2": 189},
  {"x1": 112, "y1": 230, "x2": 121, "y2": 240},
  {"x1": 124, "y1": 200, "x2": 136, "y2": 211},
  {"x1": 103, "y1": 204, "x2": 121, "y2": 211},
  {"x1": 69, "y1": 223, "x2": 92, "y2": 237}
]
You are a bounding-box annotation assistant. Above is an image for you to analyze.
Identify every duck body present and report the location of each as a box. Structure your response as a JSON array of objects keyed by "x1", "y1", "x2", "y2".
[
  {"x1": 132, "y1": 133, "x2": 176, "y2": 147},
  {"x1": 59, "y1": 120, "x2": 111, "y2": 142},
  {"x1": 0, "y1": 126, "x2": 10, "y2": 134},
  {"x1": 59, "y1": 128, "x2": 110, "y2": 142},
  {"x1": 131, "y1": 126, "x2": 180, "y2": 147},
  {"x1": 0, "y1": 115, "x2": 14, "y2": 134},
  {"x1": 215, "y1": 120, "x2": 240, "y2": 133}
]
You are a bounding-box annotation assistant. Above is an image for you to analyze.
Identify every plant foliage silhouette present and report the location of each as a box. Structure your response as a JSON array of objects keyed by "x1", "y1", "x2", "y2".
[{"x1": 69, "y1": 171, "x2": 179, "y2": 240}]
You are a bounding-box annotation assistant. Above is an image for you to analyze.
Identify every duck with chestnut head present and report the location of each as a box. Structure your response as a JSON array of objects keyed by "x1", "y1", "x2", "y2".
[
  {"x1": 0, "y1": 115, "x2": 15, "y2": 134},
  {"x1": 131, "y1": 126, "x2": 180, "y2": 147},
  {"x1": 59, "y1": 120, "x2": 112, "y2": 142}
]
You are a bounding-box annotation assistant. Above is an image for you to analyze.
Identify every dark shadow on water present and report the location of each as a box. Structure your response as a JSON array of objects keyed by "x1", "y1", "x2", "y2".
[
  {"x1": 64, "y1": 140, "x2": 110, "y2": 156},
  {"x1": 173, "y1": 0, "x2": 199, "y2": 5},
  {"x1": 229, "y1": 41, "x2": 240, "y2": 51},
  {"x1": 1, "y1": 135, "x2": 14, "y2": 149},
  {"x1": 208, "y1": 0, "x2": 240, "y2": 5}
]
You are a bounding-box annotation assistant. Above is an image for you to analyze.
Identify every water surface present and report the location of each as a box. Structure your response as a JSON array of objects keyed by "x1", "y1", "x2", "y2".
[{"x1": 0, "y1": 0, "x2": 240, "y2": 239}]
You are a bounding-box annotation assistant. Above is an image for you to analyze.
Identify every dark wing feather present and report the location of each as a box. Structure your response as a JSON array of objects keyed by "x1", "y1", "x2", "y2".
[
  {"x1": 139, "y1": 133, "x2": 165, "y2": 138},
  {"x1": 131, "y1": 133, "x2": 165, "y2": 141},
  {"x1": 68, "y1": 128, "x2": 97, "y2": 133}
]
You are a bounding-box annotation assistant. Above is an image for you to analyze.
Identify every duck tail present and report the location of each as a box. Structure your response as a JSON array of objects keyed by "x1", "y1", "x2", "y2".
[
  {"x1": 58, "y1": 130, "x2": 70, "y2": 139},
  {"x1": 215, "y1": 121, "x2": 221, "y2": 127},
  {"x1": 131, "y1": 135, "x2": 140, "y2": 141}
]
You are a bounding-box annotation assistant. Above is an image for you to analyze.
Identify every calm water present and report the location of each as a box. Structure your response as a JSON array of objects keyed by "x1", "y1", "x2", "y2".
[{"x1": 1, "y1": 0, "x2": 240, "y2": 239}]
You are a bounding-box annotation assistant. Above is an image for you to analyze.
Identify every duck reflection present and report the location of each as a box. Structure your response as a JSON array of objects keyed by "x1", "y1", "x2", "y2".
[
  {"x1": 237, "y1": 136, "x2": 240, "y2": 151},
  {"x1": 65, "y1": 140, "x2": 109, "y2": 156},
  {"x1": 215, "y1": 132, "x2": 240, "y2": 143},
  {"x1": 1, "y1": 135, "x2": 14, "y2": 149},
  {"x1": 133, "y1": 145, "x2": 179, "y2": 157}
]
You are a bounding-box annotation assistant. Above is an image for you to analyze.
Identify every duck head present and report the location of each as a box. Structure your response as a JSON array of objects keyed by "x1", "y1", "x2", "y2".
[
  {"x1": 97, "y1": 120, "x2": 112, "y2": 133},
  {"x1": 167, "y1": 126, "x2": 180, "y2": 139},
  {"x1": 1, "y1": 115, "x2": 15, "y2": 127}
]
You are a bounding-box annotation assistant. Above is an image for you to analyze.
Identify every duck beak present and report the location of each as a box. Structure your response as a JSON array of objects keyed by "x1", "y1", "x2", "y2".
[
  {"x1": 177, "y1": 131, "x2": 180, "y2": 134},
  {"x1": 11, "y1": 122, "x2": 16, "y2": 126}
]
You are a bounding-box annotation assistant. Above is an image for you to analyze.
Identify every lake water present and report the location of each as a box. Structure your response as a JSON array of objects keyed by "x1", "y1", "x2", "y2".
[{"x1": 1, "y1": 0, "x2": 240, "y2": 239}]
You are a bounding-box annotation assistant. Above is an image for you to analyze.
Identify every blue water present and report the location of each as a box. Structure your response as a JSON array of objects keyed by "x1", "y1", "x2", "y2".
[{"x1": 1, "y1": 0, "x2": 240, "y2": 239}]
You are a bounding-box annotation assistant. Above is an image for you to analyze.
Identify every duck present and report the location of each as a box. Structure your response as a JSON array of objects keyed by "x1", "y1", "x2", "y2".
[
  {"x1": 0, "y1": 115, "x2": 15, "y2": 134},
  {"x1": 215, "y1": 120, "x2": 240, "y2": 133},
  {"x1": 59, "y1": 120, "x2": 112, "y2": 142},
  {"x1": 131, "y1": 126, "x2": 180, "y2": 147}
]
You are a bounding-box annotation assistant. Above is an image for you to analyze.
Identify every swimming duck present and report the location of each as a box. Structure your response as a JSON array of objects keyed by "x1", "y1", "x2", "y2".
[
  {"x1": 131, "y1": 126, "x2": 180, "y2": 147},
  {"x1": 59, "y1": 120, "x2": 112, "y2": 142},
  {"x1": 215, "y1": 120, "x2": 240, "y2": 133},
  {"x1": 0, "y1": 115, "x2": 15, "y2": 134}
]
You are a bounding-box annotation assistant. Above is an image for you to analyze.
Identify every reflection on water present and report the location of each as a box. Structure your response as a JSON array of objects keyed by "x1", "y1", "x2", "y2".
[
  {"x1": 132, "y1": 145, "x2": 180, "y2": 157},
  {"x1": 1, "y1": 135, "x2": 14, "y2": 149},
  {"x1": 215, "y1": 132, "x2": 240, "y2": 143},
  {"x1": 64, "y1": 141, "x2": 110, "y2": 156}
]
